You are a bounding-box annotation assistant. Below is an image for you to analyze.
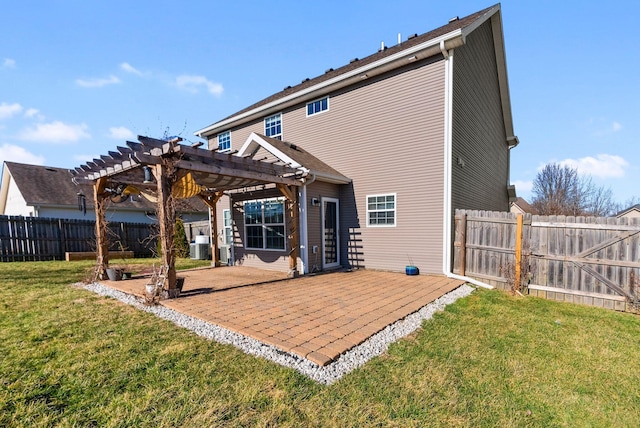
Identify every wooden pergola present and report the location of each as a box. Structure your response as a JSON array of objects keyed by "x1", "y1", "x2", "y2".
[{"x1": 72, "y1": 135, "x2": 305, "y2": 297}]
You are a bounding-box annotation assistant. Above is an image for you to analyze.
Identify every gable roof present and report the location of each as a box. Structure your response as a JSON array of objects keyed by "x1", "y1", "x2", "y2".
[
  {"x1": 195, "y1": 3, "x2": 509, "y2": 139},
  {"x1": 1, "y1": 161, "x2": 206, "y2": 213},
  {"x1": 617, "y1": 204, "x2": 640, "y2": 217},
  {"x1": 511, "y1": 197, "x2": 534, "y2": 214},
  {"x1": 238, "y1": 133, "x2": 350, "y2": 184}
]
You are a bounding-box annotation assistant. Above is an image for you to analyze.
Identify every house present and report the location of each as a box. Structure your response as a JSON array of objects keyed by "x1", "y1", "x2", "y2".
[
  {"x1": 0, "y1": 161, "x2": 207, "y2": 223},
  {"x1": 617, "y1": 204, "x2": 640, "y2": 220},
  {"x1": 193, "y1": 4, "x2": 518, "y2": 276},
  {"x1": 510, "y1": 197, "x2": 533, "y2": 215}
]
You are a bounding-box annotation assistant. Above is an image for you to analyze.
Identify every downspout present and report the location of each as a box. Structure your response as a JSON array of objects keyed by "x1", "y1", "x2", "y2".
[
  {"x1": 299, "y1": 173, "x2": 316, "y2": 274},
  {"x1": 440, "y1": 43, "x2": 494, "y2": 290}
]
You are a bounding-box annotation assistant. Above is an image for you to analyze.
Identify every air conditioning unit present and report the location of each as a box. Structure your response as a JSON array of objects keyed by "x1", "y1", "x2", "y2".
[
  {"x1": 219, "y1": 245, "x2": 230, "y2": 265},
  {"x1": 190, "y1": 243, "x2": 209, "y2": 260}
]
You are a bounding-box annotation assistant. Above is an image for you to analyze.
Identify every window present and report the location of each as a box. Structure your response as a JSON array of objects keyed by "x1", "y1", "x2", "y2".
[
  {"x1": 306, "y1": 97, "x2": 329, "y2": 116},
  {"x1": 366, "y1": 194, "x2": 396, "y2": 226},
  {"x1": 244, "y1": 199, "x2": 285, "y2": 250},
  {"x1": 217, "y1": 131, "x2": 231, "y2": 152},
  {"x1": 264, "y1": 113, "x2": 282, "y2": 139},
  {"x1": 223, "y1": 209, "x2": 232, "y2": 245}
]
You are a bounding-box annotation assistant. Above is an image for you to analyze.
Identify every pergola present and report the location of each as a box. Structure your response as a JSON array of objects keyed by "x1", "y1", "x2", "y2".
[{"x1": 71, "y1": 135, "x2": 306, "y2": 297}]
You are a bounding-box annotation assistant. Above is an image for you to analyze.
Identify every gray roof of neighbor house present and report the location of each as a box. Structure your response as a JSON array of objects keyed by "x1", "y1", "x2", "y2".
[
  {"x1": 3, "y1": 161, "x2": 206, "y2": 213},
  {"x1": 512, "y1": 197, "x2": 534, "y2": 214},
  {"x1": 196, "y1": 3, "x2": 504, "y2": 138},
  {"x1": 617, "y1": 204, "x2": 640, "y2": 217}
]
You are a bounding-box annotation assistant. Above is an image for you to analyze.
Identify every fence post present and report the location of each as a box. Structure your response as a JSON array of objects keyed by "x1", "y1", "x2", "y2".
[
  {"x1": 458, "y1": 212, "x2": 467, "y2": 276},
  {"x1": 514, "y1": 213, "x2": 523, "y2": 291}
]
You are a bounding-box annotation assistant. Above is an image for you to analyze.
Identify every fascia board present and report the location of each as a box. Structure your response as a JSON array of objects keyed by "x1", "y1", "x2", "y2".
[
  {"x1": 237, "y1": 133, "x2": 303, "y2": 168},
  {"x1": 195, "y1": 29, "x2": 464, "y2": 138}
]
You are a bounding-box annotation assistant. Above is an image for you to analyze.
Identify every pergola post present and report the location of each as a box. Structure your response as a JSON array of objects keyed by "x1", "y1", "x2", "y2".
[
  {"x1": 153, "y1": 163, "x2": 178, "y2": 297},
  {"x1": 93, "y1": 177, "x2": 109, "y2": 279},
  {"x1": 199, "y1": 191, "x2": 225, "y2": 267},
  {"x1": 278, "y1": 184, "x2": 299, "y2": 278}
]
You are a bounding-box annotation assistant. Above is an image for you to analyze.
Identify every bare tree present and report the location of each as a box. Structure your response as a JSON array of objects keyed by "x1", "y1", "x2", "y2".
[{"x1": 531, "y1": 163, "x2": 617, "y2": 216}]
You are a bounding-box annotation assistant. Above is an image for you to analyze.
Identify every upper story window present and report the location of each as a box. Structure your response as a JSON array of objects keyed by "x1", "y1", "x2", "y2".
[
  {"x1": 217, "y1": 131, "x2": 231, "y2": 152},
  {"x1": 244, "y1": 198, "x2": 286, "y2": 250},
  {"x1": 264, "y1": 113, "x2": 282, "y2": 140},
  {"x1": 366, "y1": 193, "x2": 396, "y2": 227},
  {"x1": 306, "y1": 97, "x2": 329, "y2": 116}
]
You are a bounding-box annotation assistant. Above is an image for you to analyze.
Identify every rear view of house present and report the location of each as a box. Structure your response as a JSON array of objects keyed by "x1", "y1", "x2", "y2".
[{"x1": 195, "y1": 4, "x2": 518, "y2": 275}]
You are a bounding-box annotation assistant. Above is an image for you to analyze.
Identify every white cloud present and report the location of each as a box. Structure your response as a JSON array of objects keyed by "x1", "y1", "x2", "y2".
[
  {"x1": 73, "y1": 154, "x2": 100, "y2": 163},
  {"x1": 24, "y1": 108, "x2": 45, "y2": 120},
  {"x1": 0, "y1": 144, "x2": 45, "y2": 166},
  {"x1": 76, "y1": 75, "x2": 121, "y2": 88},
  {"x1": 512, "y1": 180, "x2": 533, "y2": 195},
  {"x1": 612, "y1": 121, "x2": 622, "y2": 132},
  {"x1": 2, "y1": 58, "x2": 16, "y2": 69},
  {"x1": 120, "y1": 62, "x2": 143, "y2": 76},
  {"x1": 109, "y1": 126, "x2": 135, "y2": 140},
  {"x1": 176, "y1": 75, "x2": 223, "y2": 96},
  {"x1": 19, "y1": 121, "x2": 90, "y2": 143},
  {"x1": 0, "y1": 102, "x2": 23, "y2": 119},
  {"x1": 559, "y1": 154, "x2": 628, "y2": 179}
]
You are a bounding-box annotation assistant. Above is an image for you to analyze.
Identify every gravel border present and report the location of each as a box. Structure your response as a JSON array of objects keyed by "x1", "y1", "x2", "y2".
[{"x1": 82, "y1": 282, "x2": 474, "y2": 385}]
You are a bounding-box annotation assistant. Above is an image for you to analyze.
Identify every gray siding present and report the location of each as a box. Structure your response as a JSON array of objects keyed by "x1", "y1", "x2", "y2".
[
  {"x1": 305, "y1": 180, "x2": 341, "y2": 273},
  {"x1": 229, "y1": 188, "x2": 293, "y2": 272},
  {"x1": 451, "y1": 20, "x2": 510, "y2": 212},
  {"x1": 220, "y1": 59, "x2": 448, "y2": 274}
]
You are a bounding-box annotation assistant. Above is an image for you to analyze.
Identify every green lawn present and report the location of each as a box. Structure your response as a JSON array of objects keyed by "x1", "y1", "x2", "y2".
[{"x1": 1, "y1": 259, "x2": 639, "y2": 427}]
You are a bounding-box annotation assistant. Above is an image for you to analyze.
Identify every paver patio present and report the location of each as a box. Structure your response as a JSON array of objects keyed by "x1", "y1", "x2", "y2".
[{"x1": 103, "y1": 267, "x2": 464, "y2": 366}]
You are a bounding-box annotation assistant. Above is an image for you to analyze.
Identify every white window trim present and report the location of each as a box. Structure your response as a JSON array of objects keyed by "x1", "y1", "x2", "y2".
[
  {"x1": 366, "y1": 193, "x2": 397, "y2": 227},
  {"x1": 264, "y1": 112, "x2": 283, "y2": 140},
  {"x1": 217, "y1": 131, "x2": 232, "y2": 152},
  {"x1": 306, "y1": 96, "x2": 330, "y2": 117},
  {"x1": 243, "y1": 198, "x2": 287, "y2": 251}
]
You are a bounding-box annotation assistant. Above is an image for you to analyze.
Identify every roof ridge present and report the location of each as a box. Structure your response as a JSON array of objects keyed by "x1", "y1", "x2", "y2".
[{"x1": 199, "y1": 4, "x2": 498, "y2": 133}]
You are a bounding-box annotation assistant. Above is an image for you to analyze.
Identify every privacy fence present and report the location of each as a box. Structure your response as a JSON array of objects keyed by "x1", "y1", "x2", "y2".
[
  {"x1": 453, "y1": 210, "x2": 640, "y2": 312},
  {"x1": 0, "y1": 215, "x2": 158, "y2": 262}
]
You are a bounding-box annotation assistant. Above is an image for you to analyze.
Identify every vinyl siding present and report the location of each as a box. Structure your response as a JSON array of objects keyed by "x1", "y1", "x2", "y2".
[
  {"x1": 451, "y1": 20, "x2": 510, "y2": 212},
  {"x1": 229, "y1": 187, "x2": 294, "y2": 272},
  {"x1": 221, "y1": 58, "x2": 447, "y2": 274},
  {"x1": 305, "y1": 180, "x2": 341, "y2": 272}
]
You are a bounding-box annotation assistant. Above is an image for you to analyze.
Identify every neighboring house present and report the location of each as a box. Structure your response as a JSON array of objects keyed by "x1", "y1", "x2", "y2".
[
  {"x1": 195, "y1": 3, "x2": 518, "y2": 275},
  {"x1": 617, "y1": 204, "x2": 640, "y2": 220},
  {"x1": 510, "y1": 197, "x2": 533, "y2": 215},
  {"x1": 0, "y1": 161, "x2": 207, "y2": 223}
]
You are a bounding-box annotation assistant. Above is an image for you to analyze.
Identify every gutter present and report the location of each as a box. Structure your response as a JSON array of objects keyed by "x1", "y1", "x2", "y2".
[{"x1": 196, "y1": 32, "x2": 466, "y2": 138}]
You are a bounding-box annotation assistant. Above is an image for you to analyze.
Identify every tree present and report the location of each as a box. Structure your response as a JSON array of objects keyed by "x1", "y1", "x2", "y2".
[{"x1": 531, "y1": 163, "x2": 617, "y2": 216}]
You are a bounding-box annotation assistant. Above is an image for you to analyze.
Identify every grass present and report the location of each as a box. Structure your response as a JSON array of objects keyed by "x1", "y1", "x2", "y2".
[{"x1": 1, "y1": 259, "x2": 639, "y2": 427}]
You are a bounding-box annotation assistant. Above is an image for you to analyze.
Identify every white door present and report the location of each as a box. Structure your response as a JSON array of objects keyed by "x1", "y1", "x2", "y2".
[{"x1": 322, "y1": 197, "x2": 340, "y2": 269}]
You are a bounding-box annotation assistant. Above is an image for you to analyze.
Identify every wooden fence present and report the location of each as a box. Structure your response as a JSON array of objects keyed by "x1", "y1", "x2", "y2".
[
  {"x1": 453, "y1": 209, "x2": 640, "y2": 312},
  {"x1": 0, "y1": 215, "x2": 158, "y2": 262}
]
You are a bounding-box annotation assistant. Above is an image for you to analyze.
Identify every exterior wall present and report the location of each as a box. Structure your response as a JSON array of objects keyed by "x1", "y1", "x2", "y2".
[
  {"x1": 215, "y1": 58, "x2": 448, "y2": 274},
  {"x1": 229, "y1": 187, "x2": 292, "y2": 272},
  {"x1": 3, "y1": 178, "x2": 31, "y2": 216},
  {"x1": 304, "y1": 180, "x2": 341, "y2": 273},
  {"x1": 451, "y1": 20, "x2": 510, "y2": 213}
]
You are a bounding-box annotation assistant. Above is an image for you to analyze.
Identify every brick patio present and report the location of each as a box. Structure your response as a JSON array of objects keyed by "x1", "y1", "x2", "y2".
[{"x1": 103, "y1": 267, "x2": 463, "y2": 366}]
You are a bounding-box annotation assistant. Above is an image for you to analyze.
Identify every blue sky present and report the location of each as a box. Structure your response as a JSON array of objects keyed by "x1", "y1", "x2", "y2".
[{"x1": 1, "y1": 1, "x2": 638, "y2": 204}]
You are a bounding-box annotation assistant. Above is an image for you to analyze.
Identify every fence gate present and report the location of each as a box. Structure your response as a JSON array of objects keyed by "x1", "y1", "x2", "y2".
[{"x1": 454, "y1": 210, "x2": 640, "y2": 312}]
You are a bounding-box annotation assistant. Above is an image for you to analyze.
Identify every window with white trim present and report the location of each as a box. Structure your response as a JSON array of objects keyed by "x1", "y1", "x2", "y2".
[
  {"x1": 264, "y1": 113, "x2": 282, "y2": 140},
  {"x1": 217, "y1": 131, "x2": 231, "y2": 152},
  {"x1": 223, "y1": 209, "x2": 232, "y2": 245},
  {"x1": 366, "y1": 194, "x2": 396, "y2": 226},
  {"x1": 306, "y1": 97, "x2": 329, "y2": 116},
  {"x1": 244, "y1": 199, "x2": 286, "y2": 250}
]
